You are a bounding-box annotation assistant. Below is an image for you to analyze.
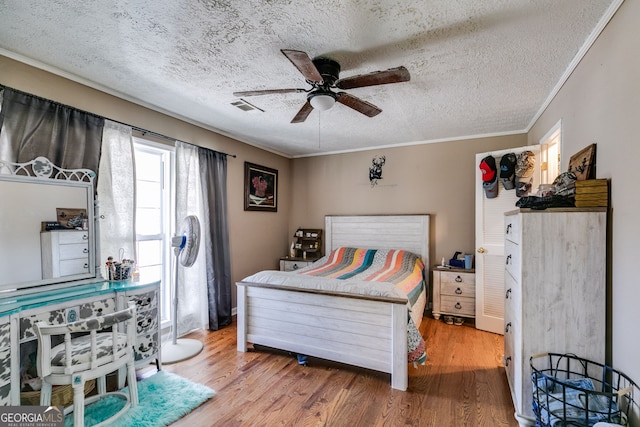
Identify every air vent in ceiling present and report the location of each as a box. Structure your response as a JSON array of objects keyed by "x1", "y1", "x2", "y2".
[{"x1": 231, "y1": 99, "x2": 264, "y2": 113}]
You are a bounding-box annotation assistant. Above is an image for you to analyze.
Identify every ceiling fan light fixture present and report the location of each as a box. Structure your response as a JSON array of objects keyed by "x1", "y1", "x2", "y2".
[{"x1": 310, "y1": 94, "x2": 336, "y2": 111}]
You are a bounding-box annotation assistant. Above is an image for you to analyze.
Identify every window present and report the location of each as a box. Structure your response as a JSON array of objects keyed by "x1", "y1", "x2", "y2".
[
  {"x1": 539, "y1": 120, "x2": 562, "y2": 184},
  {"x1": 133, "y1": 138, "x2": 174, "y2": 326}
]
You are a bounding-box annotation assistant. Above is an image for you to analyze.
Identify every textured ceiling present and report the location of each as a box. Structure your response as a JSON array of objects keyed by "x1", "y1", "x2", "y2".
[{"x1": 0, "y1": 1, "x2": 620, "y2": 157}]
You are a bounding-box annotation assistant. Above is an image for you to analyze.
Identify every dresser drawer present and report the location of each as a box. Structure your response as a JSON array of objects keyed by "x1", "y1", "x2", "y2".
[
  {"x1": 440, "y1": 295, "x2": 475, "y2": 316},
  {"x1": 20, "y1": 297, "x2": 116, "y2": 341},
  {"x1": 504, "y1": 240, "x2": 520, "y2": 279},
  {"x1": 505, "y1": 214, "x2": 521, "y2": 244},
  {"x1": 134, "y1": 332, "x2": 158, "y2": 362},
  {"x1": 0, "y1": 347, "x2": 10, "y2": 387},
  {"x1": 0, "y1": 383, "x2": 9, "y2": 406},
  {"x1": 136, "y1": 307, "x2": 158, "y2": 335},
  {"x1": 128, "y1": 289, "x2": 158, "y2": 312},
  {"x1": 59, "y1": 258, "x2": 90, "y2": 275},
  {"x1": 58, "y1": 242, "x2": 89, "y2": 259},
  {"x1": 57, "y1": 231, "x2": 89, "y2": 244},
  {"x1": 0, "y1": 321, "x2": 9, "y2": 345}
]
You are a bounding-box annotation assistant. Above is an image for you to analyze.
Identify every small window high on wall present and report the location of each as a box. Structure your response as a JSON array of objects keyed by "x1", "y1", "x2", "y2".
[
  {"x1": 539, "y1": 120, "x2": 562, "y2": 184},
  {"x1": 133, "y1": 138, "x2": 175, "y2": 327}
]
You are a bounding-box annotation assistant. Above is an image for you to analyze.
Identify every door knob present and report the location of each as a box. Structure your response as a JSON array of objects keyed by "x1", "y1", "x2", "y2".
[{"x1": 477, "y1": 247, "x2": 486, "y2": 254}]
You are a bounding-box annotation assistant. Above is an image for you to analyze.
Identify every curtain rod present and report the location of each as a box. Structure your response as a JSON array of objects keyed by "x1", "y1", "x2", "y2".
[
  {"x1": 1, "y1": 84, "x2": 237, "y2": 158},
  {"x1": 130, "y1": 126, "x2": 237, "y2": 158}
]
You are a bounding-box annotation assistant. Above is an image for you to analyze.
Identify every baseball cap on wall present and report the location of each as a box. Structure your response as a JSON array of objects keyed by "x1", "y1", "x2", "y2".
[
  {"x1": 499, "y1": 153, "x2": 517, "y2": 190},
  {"x1": 479, "y1": 155, "x2": 497, "y2": 182},
  {"x1": 515, "y1": 151, "x2": 536, "y2": 179},
  {"x1": 515, "y1": 151, "x2": 536, "y2": 197},
  {"x1": 483, "y1": 175, "x2": 499, "y2": 199}
]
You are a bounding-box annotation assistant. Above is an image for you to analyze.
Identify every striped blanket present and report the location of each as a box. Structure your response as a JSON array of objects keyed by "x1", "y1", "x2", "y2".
[{"x1": 296, "y1": 247, "x2": 427, "y2": 365}]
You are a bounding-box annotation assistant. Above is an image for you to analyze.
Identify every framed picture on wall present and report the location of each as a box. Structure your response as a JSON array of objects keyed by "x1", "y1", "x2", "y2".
[{"x1": 244, "y1": 162, "x2": 278, "y2": 212}]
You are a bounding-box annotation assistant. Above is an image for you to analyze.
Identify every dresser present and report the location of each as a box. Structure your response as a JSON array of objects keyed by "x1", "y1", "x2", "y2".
[
  {"x1": 0, "y1": 278, "x2": 161, "y2": 406},
  {"x1": 503, "y1": 208, "x2": 606, "y2": 426},
  {"x1": 431, "y1": 268, "x2": 475, "y2": 320},
  {"x1": 40, "y1": 230, "x2": 90, "y2": 279}
]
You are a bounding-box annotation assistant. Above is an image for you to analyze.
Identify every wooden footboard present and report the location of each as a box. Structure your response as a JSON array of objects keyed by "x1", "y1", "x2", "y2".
[{"x1": 237, "y1": 281, "x2": 409, "y2": 391}]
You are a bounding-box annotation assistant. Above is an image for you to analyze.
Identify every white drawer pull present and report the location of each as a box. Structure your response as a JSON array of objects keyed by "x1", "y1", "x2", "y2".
[
  {"x1": 455, "y1": 287, "x2": 462, "y2": 295},
  {"x1": 455, "y1": 302, "x2": 462, "y2": 310},
  {"x1": 455, "y1": 276, "x2": 462, "y2": 283}
]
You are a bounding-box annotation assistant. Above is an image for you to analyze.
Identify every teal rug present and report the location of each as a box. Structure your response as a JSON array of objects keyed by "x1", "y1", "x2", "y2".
[{"x1": 65, "y1": 371, "x2": 216, "y2": 427}]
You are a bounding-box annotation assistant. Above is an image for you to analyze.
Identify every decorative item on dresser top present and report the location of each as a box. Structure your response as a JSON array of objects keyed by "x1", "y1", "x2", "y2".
[
  {"x1": 431, "y1": 267, "x2": 475, "y2": 323},
  {"x1": 503, "y1": 207, "x2": 607, "y2": 427},
  {"x1": 238, "y1": 215, "x2": 430, "y2": 391}
]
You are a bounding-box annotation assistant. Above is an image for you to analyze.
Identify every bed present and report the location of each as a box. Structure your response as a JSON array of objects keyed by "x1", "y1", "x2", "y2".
[{"x1": 236, "y1": 214, "x2": 430, "y2": 390}]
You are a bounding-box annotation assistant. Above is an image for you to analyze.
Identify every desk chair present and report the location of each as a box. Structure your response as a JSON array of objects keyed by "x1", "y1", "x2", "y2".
[{"x1": 34, "y1": 302, "x2": 139, "y2": 427}]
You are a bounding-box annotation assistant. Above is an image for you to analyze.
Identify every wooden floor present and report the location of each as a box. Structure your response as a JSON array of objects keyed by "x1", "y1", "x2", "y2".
[{"x1": 145, "y1": 315, "x2": 518, "y2": 427}]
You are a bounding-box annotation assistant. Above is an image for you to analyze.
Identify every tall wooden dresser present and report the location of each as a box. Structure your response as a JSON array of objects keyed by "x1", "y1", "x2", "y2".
[{"x1": 503, "y1": 208, "x2": 607, "y2": 426}]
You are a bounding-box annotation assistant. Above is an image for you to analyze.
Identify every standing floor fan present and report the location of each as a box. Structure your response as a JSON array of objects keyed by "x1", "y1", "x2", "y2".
[{"x1": 162, "y1": 215, "x2": 204, "y2": 364}]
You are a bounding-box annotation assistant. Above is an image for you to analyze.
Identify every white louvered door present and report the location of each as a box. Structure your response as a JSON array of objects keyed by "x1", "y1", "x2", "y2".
[{"x1": 474, "y1": 146, "x2": 540, "y2": 334}]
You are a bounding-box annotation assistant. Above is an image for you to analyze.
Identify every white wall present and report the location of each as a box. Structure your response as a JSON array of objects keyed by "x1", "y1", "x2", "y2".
[{"x1": 528, "y1": 0, "x2": 640, "y2": 390}]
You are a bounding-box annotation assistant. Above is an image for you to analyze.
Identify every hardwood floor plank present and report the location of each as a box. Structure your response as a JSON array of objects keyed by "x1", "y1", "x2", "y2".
[{"x1": 147, "y1": 315, "x2": 517, "y2": 427}]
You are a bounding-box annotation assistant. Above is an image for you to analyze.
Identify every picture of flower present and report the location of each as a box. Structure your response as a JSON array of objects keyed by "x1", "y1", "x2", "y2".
[{"x1": 244, "y1": 162, "x2": 278, "y2": 211}]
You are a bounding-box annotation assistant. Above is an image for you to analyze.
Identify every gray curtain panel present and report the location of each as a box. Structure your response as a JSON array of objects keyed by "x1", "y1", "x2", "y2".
[
  {"x1": 0, "y1": 87, "x2": 103, "y2": 174},
  {"x1": 198, "y1": 147, "x2": 232, "y2": 330}
]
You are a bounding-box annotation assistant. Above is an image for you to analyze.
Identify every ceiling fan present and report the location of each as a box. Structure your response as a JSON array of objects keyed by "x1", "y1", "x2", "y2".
[{"x1": 233, "y1": 49, "x2": 410, "y2": 123}]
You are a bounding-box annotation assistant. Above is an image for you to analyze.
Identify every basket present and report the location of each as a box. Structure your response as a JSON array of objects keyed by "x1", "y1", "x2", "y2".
[
  {"x1": 530, "y1": 353, "x2": 637, "y2": 426},
  {"x1": 20, "y1": 379, "x2": 95, "y2": 407}
]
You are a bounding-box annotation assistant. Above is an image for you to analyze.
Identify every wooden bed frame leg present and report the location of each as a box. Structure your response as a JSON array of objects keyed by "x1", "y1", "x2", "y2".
[
  {"x1": 391, "y1": 303, "x2": 408, "y2": 391},
  {"x1": 237, "y1": 284, "x2": 247, "y2": 352}
]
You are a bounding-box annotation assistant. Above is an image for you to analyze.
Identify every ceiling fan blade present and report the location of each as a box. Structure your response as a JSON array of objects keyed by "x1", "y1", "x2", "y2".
[
  {"x1": 233, "y1": 88, "x2": 306, "y2": 97},
  {"x1": 281, "y1": 49, "x2": 323, "y2": 83},
  {"x1": 291, "y1": 101, "x2": 314, "y2": 123},
  {"x1": 336, "y1": 93, "x2": 382, "y2": 117},
  {"x1": 335, "y1": 66, "x2": 410, "y2": 90}
]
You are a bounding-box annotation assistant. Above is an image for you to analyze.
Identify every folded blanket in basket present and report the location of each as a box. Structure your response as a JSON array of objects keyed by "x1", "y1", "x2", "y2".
[{"x1": 532, "y1": 376, "x2": 623, "y2": 426}]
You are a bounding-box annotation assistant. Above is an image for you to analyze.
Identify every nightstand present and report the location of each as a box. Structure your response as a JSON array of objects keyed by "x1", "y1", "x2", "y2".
[
  {"x1": 431, "y1": 267, "x2": 475, "y2": 321},
  {"x1": 279, "y1": 257, "x2": 315, "y2": 271}
]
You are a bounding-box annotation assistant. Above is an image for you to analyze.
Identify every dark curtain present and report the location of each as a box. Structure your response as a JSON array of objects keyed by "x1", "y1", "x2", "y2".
[
  {"x1": 0, "y1": 87, "x2": 103, "y2": 174},
  {"x1": 198, "y1": 148, "x2": 232, "y2": 330}
]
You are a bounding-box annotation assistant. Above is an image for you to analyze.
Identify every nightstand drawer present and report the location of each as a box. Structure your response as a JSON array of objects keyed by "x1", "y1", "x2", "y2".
[
  {"x1": 440, "y1": 282, "x2": 475, "y2": 298},
  {"x1": 280, "y1": 260, "x2": 313, "y2": 271},
  {"x1": 440, "y1": 271, "x2": 475, "y2": 286},
  {"x1": 440, "y1": 295, "x2": 475, "y2": 316}
]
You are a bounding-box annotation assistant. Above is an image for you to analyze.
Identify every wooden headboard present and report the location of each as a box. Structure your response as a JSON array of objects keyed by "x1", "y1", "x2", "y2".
[{"x1": 324, "y1": 215, "x2": 430, "y2": 268}]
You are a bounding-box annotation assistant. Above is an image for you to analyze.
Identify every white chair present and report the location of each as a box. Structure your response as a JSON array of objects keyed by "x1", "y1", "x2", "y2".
[{"x1": 34, "y1": 302, "x2": 139, "y2": 427}]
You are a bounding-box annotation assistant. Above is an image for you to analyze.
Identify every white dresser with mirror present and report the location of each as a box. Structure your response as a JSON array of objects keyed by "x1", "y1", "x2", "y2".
[{"x1": 0, "y1": 157, "x2": 161, "y2": 406}]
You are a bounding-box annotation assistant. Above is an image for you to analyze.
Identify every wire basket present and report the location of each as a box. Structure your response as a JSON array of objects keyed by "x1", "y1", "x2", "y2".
[
  {"x1": 21, "y1": 380, "x2": 95, "y2": 407},
  {"x1": 530, "y1": 353, "x2": 638, "y2": 426},
  {"x1": 107, "y1": 263, "x2": 132, "y2": 281}
]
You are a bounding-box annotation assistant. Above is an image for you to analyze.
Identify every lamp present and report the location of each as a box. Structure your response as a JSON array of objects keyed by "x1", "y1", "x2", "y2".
[{"x1": 309, "y1": 93, "x2": 335, "y2": 111}]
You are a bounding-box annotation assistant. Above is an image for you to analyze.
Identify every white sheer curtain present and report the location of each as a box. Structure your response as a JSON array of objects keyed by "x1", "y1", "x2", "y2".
[
  {"x1": 96, "y1": 120, "x2": 136, "y2": 273},
  {"x1": 174, "y1": 140, "x2": 209, "y2": 336}
]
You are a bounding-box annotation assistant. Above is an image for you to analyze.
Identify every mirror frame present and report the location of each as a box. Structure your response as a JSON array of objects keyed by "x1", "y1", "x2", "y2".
[{"x1": 0, "y1": 156, "x2": 102, "y2": 294}]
